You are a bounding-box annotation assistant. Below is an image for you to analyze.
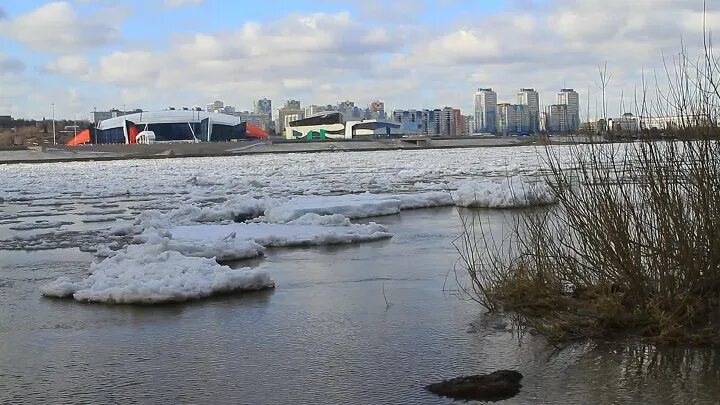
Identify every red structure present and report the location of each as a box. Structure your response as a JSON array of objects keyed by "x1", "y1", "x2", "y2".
[{"x1": 66, "y1": 129, "x2": 91, "y2": 146}]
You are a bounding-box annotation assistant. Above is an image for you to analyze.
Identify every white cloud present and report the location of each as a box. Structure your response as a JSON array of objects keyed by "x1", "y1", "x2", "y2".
[
  {"x1": 4, "y1": 0, "x2": 719, "y2": 119},
  {"x1": 46, "y1": 55, "x2": 90, "y2": 76},
  {"x1": 0, "y1": 2, "x2": 123, "y2": 53}
]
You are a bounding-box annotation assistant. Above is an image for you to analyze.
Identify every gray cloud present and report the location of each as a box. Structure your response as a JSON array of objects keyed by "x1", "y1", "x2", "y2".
[{"x1": 0, "y1": 55, "x2": 25, "y2": 74}]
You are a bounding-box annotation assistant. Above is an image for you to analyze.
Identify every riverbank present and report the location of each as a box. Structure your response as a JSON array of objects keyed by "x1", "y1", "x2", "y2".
[{"x1": 0, "y1": 135, "x2": 599, "y2": 165}]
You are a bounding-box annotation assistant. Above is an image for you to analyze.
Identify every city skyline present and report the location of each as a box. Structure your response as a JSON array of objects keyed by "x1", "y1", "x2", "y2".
[{"x1": 0, "y1": 1, "x2": 716, "y2": 119}]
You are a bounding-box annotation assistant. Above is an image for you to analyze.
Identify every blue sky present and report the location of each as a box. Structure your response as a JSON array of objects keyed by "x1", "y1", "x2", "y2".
[{"x1": 0, "y1": 0, "x2": 714, "y2": 119}]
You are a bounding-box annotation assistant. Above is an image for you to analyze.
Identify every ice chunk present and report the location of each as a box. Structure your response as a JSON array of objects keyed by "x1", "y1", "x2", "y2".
[
  {"x1": 261, "y1": 192, "x2": 453, "y2": 223},
  {"x1": 453, "y1": 179, "x2": 556, "y2": 208},
  {"x1": 136, "y1": 196, "x2": 267, "y2": 229},
  {"x1": 165, "y1": 236, "x2": 266, "y2": 262},
  {"x1": 170, "y1": 220, "x2": 392, "y2": 247},
  {"x1": 41, "y1": 241, "x2": 274, "y2": 304}
]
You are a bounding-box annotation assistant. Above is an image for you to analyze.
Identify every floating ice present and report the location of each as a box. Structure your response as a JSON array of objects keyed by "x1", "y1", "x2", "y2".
[
  {"x1": 41, "y1": 240, "x2": 274, "y2": 304},
  {"x1": 261, "y1": 192, "x2": 453, "y2": 223},
  {"x1": 136, "y1": 196, "x2": 267, "y2": 229},
  {"x1": 453, "y1": 179, "x2": 556, "y2": 208},
  {"x1": 9, "y1": 220, "x2": 73, "y2": 231},
  {"x1": 170, "y1": 219, "x2": 392, "y2": 247}
]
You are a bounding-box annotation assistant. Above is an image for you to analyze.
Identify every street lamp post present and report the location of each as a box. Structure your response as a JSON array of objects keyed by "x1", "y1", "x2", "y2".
[{"x1": 51, "y1": 103, "x2": 56, "y2": 145}]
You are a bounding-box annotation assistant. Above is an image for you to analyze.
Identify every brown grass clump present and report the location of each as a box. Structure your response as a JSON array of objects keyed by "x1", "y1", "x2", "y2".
[{"x1": 456, "y1": 29, "x2": 720, "y2": 345}]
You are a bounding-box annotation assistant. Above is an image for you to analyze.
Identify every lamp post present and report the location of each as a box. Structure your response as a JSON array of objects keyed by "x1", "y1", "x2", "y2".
[{"x1": 51, "y1": 103, "x2": 56, "y2": 145}]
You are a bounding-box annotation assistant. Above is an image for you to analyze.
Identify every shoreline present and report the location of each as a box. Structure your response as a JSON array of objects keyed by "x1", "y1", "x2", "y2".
[{"x1": 0, "y1": 135, "x2": 599, "y2": 165}]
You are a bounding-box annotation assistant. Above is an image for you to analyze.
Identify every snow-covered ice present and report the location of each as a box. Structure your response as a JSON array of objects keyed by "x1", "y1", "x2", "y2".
[
  {"x1": 170, "y1": 218, "x2": 392, "y2": 247},
  {"x1": 453, "y1": 179, "x2": 556, "y2": 208},
  {"x1": 261, "y1": 192, "x2": 453, "y2": 223},
  {"x1": 41, "y1": 240, "x2": 274, "y2": 304}
]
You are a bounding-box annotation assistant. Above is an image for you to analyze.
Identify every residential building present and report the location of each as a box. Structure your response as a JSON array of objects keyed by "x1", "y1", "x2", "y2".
[
  {"x1": 206, "y1": 100, "x2": 224, "y2": 113},
  {"x1": 517, "y1": 88, "x2": 540, "y2": 133},
  {"x1": 474, "y1": 88, "x2": 497, "y2": 134},
  {"x1": 277, "y1": 100, "x2": 304, "y2": 134},
  {"x1": 254, "y1": 98, "x2": 272, "y2": 116},
  {"x1": 497, "y1": 103, "x2": 530, "y2": 135},
  {"x1": 305, "y1": 104, "x2": 330, "y2": 117},
  {"x1": 545, "y1": 104, "x2": 570, "y2": 133},
  {"x1": 439, "y1": 107, "x2": 457, "y2": 137},
  {"x1": 368, "y1": 101, "x2": 386, "y2": 120},
  {"x1": 237, "y1": 111, "x2": 271, "y2": 132},
  {"x1": 558, "y1": 89, "x2": 580, "y2": 131},
  {"x1": 393, "y1": 108, "x2": 456, "y2": 137}
]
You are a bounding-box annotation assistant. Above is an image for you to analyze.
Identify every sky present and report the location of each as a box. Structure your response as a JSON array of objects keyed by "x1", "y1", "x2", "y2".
[{"x1": 0, "y1": 0, "x2": 717, "y2": 120}]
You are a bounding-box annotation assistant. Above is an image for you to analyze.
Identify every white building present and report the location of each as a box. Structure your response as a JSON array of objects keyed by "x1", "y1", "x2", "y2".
[
  {"x1": 517, "y1": 88, "x2": 540, "y2": 133},
  {"x1": 206, "y1": 100, "x2": 224, "y2": 113},
  {"x1": 474, "y1": 88, "x2": 497, "y2": 134},
  {"x1": 558, "y1": 89, "x2": 580, "y2": 131}
]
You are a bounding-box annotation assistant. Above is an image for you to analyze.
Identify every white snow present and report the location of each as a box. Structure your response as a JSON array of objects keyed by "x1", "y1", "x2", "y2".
[
  {"x1": 261, "y1": 192, "x2": 453, "y2": 223},
  {"x1": 453, "y1": 179, "x2": 556, "y2": 208},
  {"x1": 41, "y1": 240, "x2": 274, "y2": 304},
  {"x1": 170, "y1": 219, "x2": 392, "y2": 247},
  {"x1": 135, "y1": 196, "x2": 266, "y2": 229}
]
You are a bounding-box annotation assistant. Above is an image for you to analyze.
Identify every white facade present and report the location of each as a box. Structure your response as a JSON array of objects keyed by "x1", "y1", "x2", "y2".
[
  {"x1": 517, "y1": 88, "x2": 540, "y2": 133},
  {"x1": 206, "y1": 100, "x2": 224, "y2": 113},
  {"x1": 474, "y1": 88, "x2": 497, "y2": 134}
]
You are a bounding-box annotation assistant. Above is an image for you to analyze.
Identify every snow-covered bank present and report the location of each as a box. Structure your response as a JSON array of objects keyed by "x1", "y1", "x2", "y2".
[
  {"x1": 41, "y1": 240, "x2": 274, "y2": 304},
  {"x1": 453, "y1": 179, "x2": 556, "y2": 208}
]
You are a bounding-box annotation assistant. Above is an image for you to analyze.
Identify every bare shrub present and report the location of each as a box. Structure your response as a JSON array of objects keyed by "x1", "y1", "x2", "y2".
[{"x1": 459, "y1": 26, "x2": 720, "y2": 344}]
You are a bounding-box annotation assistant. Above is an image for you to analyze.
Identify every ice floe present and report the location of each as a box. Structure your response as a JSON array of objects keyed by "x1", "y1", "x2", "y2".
[
  {"x1": 135, "y1": 196, "x2": 266, "y2": 229},
  {"x1": 261, "y1": 192, "x2": 453, "y2": 223},
  {"x1": 41, "y1": 240, "x2": 274, "y2": 304},
  {"x1": 453, "y1": 179, "x2": 556, "y2": 208},
  {"x1": 170, "y1": 219, "x2": 392, "y2": 247}
]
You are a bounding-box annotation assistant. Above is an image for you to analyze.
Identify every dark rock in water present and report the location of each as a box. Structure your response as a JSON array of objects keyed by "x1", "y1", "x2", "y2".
[{"x1": 425, "y1": 370, "x2": 523, "y2": 402}]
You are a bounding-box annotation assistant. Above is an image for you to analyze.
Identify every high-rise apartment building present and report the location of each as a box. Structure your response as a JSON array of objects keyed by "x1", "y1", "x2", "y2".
[
  {"x1": 517, "y1": 88, "x2": 540, "y2": 133},
  {"x1": 369, "y1": 101, "x2": 386, "y2": 119},
  {"x1": 254, "y1": 98, "x2": 272, "y2": 116},
  {"x1": 497, "y1": 103, "x2": 530, "y2": 135},
  {"x1": 474, "y1": 88, "x2": 497, "y2": 134},
  {"x1": 439, "y1": 107, "x2": 457, "y2": 137},
  {"x1": 558, "y1": 88, "x2": 580, "y2": 131},
  {"x1": 545, "y1": 104, "x2": 570, "y2": 133}
]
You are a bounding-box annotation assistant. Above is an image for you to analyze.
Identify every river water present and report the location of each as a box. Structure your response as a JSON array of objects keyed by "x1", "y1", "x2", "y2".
[{"x1": 0, "y1": 148, "x2": 718, "y2": 404}]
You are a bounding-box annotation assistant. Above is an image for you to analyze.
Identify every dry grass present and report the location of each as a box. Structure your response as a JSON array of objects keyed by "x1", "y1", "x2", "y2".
[{"x1": 457, "y1": 28, "x2": 720, "y2": 345}]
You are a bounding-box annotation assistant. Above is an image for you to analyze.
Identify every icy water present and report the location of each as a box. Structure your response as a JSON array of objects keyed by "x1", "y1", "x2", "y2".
[{"x1": 1, "y1": 149, "x2": 719, "y2": 404}]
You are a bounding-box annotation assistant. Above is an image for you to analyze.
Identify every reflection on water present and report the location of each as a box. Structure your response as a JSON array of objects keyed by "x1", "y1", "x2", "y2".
[{"x1": 0, "y1": 208, "x2": 719, "y2": 404}]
